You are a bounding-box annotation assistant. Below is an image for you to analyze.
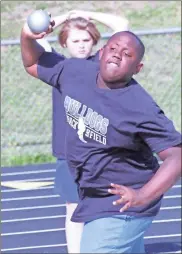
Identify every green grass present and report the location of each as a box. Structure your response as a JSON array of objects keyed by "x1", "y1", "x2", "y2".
[
  {"x1": 2, "y1": 154, "x2": 56, "y2": 167},
  {"x1": 1, "y1": 1, "x2": 181, "y2": 166},
  {"x1": 1, "y1": 1, "x2": 181, "y2": 39}
]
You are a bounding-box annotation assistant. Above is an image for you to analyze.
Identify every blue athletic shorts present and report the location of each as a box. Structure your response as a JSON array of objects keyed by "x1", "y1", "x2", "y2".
[
  {"x1": 80, "y1": 215, "x2": 154, "y2": 253},
  {"x1": 54, "y1": 158, "x2": 79, "y2": 203}
]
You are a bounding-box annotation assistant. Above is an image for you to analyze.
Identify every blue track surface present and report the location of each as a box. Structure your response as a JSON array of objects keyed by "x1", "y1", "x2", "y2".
[{"x1": 1, "y1": 163, "x2": 181, "y2": 253}]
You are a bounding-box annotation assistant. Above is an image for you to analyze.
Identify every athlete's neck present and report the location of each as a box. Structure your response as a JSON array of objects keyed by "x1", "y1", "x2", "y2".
[{"x1": 97, "y1": 73, "x2": 131, "y2": 90}]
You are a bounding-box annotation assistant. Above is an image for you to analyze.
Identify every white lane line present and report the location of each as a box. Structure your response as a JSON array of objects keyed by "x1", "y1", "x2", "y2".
[
  {"x1": 1, "y1": 162, "x2": 162, "y2": 175},
  {"x1": 1, "y1": 186, "x2": 54, "y2": 193},
  {"x1": 1, "y1": 243, "x2": 67, "y2": 252},
  {"x1": 161, "y1": 251, "x2": 182, "y2": 254},
  {"x1": 163, "y1": 195, "x2": 181, "y2": 199},
  {"x1": 1, "y1": 169, "x2": 56, "y2": 176},
  {"x1": 172, "y1": 185, "x2": 181, "y2": 188},
  {"x1": 152, "y1": 218, "x2": 181, "y2": 223},
  {"x1": 1, "y1": 177, "x2": 54, "y2": 182},
  {"x1": 2, "y1": 216, "x2": 180, "y2": 224},
  {"x1": 2, "y1": 194, "x2": 181, "y2": 202},
  {"x1": 1, "y1": 185, "x2": 180, "y2": 193},
  {"x1": 144, "y1": 234, "x2": 181, "y2": 239},
  {"x1": 2, "y1": 229, "x2": 181, "y2": 238},
  {"x1": 2, "y1": 215, "x2": 66, "y2": 223},
  {"x1": 160, "y1": 206, "x2": 181, "y2": 210},
  {"x1": 1, "y1": 204, "x2": 66, "y2": 212},
  {"x1": 1, "y1": 194, "x2": 59, "y2": 201},
  {"x1": 2, "y1": 204, "x2": 181, "y2": 212},
  {"x1": 1, "y1": 244, "x2": 180, "y2": 253},
  {"x1": 2, "y1": 228, "x2": 65, "y2": 236}
]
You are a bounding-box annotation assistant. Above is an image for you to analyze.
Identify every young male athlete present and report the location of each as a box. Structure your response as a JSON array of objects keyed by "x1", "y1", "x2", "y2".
[
  {"x1": 36, "y1": 10, "x2": 129, "y2": 253},
  {"x1": 21, "y1": 23, "x2": 181, "y2": 253}
]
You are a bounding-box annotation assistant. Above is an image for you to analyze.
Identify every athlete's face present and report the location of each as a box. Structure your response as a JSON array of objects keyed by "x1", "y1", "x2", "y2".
[
  {"x1": 66, "y1": 28, "x2": 94, "y2": 58},
  {"x1": 99, "y1": 32, "x2": 143, "y2": 84}
]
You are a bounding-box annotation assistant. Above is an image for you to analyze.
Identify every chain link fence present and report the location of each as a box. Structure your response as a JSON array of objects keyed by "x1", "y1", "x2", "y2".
[{"x1": 1, "y1": 29, "x2": 181, "y2": 166}]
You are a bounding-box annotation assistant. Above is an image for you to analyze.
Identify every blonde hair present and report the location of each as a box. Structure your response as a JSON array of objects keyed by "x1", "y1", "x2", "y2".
[{"x1": 58, "y1": 17, "x2": 101, "y2": 47}]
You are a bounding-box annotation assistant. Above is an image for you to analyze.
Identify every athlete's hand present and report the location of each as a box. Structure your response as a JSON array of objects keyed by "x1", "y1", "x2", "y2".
[
  {"x1": 108, "y1": 183, "x2": 146, "y2": 212},
  {"x1": 22, "y1": 13, "x2": 55, "y2": 40}
]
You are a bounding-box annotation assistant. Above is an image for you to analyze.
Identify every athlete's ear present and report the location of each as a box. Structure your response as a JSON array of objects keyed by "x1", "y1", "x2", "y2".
[
  {"x1": 134, "y1": 62, "x2": 143, "y2": 75},
  {"x1": 99, "y1": 47, "x2": 105, "y2": 60}
]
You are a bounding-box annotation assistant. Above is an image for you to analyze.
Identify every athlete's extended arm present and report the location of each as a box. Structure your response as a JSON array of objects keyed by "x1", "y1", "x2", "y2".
[
  {"x1": 68, "y1": 10, "x2": 129, "y2": 33},
  {"x1": 20, "y1": 21, "x2": 54, "y2": 77}
]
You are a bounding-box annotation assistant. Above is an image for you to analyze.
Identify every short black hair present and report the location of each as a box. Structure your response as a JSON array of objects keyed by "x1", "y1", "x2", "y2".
[{"x1": 109, "y1": 31, "x2": 145, "y2": 61}]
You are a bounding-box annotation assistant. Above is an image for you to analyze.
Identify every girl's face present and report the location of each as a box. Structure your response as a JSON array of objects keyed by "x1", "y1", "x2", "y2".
[{"x1": 66, "y1": 28, "x2": 94, "y2": 58}]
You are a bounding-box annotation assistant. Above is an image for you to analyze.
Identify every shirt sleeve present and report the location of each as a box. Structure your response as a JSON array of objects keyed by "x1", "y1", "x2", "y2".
[
  {"x1": 137, "y1": 106, "x2": 182, "y2": 153},
  {"x1": 37, "y1": 51, "x2": 65, "y2": 91},
  {"x1": 88, "y1": 50, "x2": 100, "y2": 62}
]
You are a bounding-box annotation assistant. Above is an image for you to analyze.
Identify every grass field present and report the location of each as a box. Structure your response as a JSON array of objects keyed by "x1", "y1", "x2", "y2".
[
  {"x1": 1, "y1": 1, "x2": 181, "y2": 166},
  {"x1": 1, "y1": 1, "x2": 181, "y2": 39}
]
